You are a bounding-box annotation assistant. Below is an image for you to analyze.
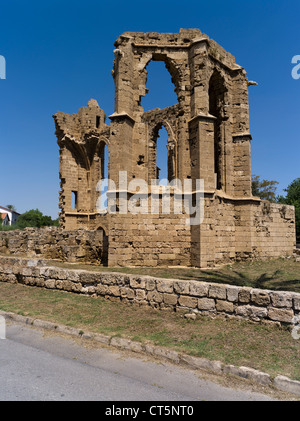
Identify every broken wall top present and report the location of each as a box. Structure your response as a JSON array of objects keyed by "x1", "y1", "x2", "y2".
[
  {"x1": 53, "y1": 99, "x2": 108, "y2": 144},
  {"x1": 114, "y1": 28, "x2": 239, "y2": 70}
]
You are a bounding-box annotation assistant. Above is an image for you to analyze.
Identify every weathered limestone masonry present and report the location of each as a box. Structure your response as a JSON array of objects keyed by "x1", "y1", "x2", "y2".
[
  {"x1": 0, "y1": 227, "x2": 107, "y2": 265},
  {"x1": 53, "y1": 29, "x2": 296, "y2": 268},
  {"x1": 0, "y1": 255, "x2": 299, "y2": 326}
]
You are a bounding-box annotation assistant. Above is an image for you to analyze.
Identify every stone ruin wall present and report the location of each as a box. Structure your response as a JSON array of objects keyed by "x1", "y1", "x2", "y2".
[
  {"x1": 206, "y1": 199, "x2": 295, "y2": 266},
  {"x1": 51, "y1": 29, "x2": 296, "y2": 268},
  {"x1": 0, "y1": 199, "x2": 294, "y2": 268},
  {"x1": 108, "y1": 198, "x2": 295, "y2": 268},
  {"x1": 108, "y1": 211, "x2": 191, "y2": 267}
]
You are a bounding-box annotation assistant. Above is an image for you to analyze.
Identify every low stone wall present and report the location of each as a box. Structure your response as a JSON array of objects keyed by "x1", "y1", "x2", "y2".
[
  {"x1": 0, "y1": 255, "x2": 299, "y2": 327},
  {"x1": 0, "y1": 227, "x2": 106, "y2": 264}
]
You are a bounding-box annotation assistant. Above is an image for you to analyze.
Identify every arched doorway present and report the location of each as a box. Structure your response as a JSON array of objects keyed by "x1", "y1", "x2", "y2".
[{"x1": 97, "y1": 226, "x2": 108, "y2": 266}]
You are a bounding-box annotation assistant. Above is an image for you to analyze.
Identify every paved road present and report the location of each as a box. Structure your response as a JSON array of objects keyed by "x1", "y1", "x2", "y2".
[{"x1": 0, "y1": 322, "x2": 277, "y2": 402}]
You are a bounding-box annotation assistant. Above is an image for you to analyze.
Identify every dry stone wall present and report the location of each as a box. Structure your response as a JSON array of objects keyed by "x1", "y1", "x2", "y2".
[
  {"x1": 0, "y1": 255, "x2": 299, "y2": 327},
  {"x1": 0, "y1": 227, "x2": 107, "y2": 264}
]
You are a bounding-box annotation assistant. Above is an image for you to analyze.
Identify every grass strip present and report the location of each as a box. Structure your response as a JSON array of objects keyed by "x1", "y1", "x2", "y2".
[
  {"x1": 46, "y1": 257, "x2": 300, "y2": 293},
  {"x1": 0, "y1": 281, "x2": 299, "y2": 381}
]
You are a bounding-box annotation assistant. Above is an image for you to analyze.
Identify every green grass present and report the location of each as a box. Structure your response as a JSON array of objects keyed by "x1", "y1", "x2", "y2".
[{"x1": 0, "y1": 282, "x2": 299, "y2": 381}]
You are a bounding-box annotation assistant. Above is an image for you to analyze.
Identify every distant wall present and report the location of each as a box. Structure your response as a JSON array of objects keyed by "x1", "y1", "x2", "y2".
[{"x1": 0, "y1": 255, "x2": 299, "y2": 327}]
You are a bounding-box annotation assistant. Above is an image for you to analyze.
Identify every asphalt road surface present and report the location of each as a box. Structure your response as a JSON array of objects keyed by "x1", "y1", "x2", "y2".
[{"x1": 0, "y1": 322, "x2": 278, "y2": 402}]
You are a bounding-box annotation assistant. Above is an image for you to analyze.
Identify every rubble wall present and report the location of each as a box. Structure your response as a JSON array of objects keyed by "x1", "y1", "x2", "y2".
[
  {"x1": 0, "y1": 255, "x2": 299, "y2": 327},
  {"x1": 0, "y1": 227, "x2": 106, "y2": 264}
]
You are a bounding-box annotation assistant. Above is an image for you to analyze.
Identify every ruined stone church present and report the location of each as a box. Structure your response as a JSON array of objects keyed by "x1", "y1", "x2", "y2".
[{"x1": 53, "y1": 29, "x2": 295, "y2": 268}]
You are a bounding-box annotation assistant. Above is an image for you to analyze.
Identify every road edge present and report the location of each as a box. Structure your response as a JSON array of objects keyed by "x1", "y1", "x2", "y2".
[{"x1": 1, "y1": 309, "x2": 300, "y2": 398}]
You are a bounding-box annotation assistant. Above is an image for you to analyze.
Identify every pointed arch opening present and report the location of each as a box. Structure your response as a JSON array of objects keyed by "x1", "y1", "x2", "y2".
[
  {"x1": 156, "y1": 126, "x2": 168, "y2": 184},
  {"x1": 209, "y1": 70, "x2": 227, "y2": 190},
  {"x1": 148, "y1": 121, "x2": 176, "y2": 185},
  {"x1": 141, "y1": 59, "x2": 178, "y2": 112},
  {"x1": 97, "y1": 141, "x2": 109, "y2": 212}
]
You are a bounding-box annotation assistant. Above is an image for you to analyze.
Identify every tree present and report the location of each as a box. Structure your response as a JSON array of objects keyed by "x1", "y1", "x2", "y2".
[
  {"x1": 277, "y1": 178, "x2": 300, "y2": 242},
  {"x1": 252, "y1": 175, "x2": 279, "y2": 202},
  {"x1": 16, "y1": 209, "x2": 59, "y2": 229},
  {"x1": 6, "y1": 204, "x2": 16, "y2": 211}
]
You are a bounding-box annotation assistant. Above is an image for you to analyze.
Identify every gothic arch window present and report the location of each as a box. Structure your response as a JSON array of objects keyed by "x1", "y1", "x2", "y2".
[
  {"x1": 97, "y1": 141, "x2": 109, "y2": 211},
  {"x1": 148, "y1": 121, "x2": 176, "y2": 184},
  {"x1": 140, "y1": 57, "x2": 178, "y2": 112}
]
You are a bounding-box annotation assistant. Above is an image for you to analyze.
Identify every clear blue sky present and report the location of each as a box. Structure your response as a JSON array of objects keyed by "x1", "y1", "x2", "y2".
[{"x1": 0, "y1": 0, "x2": 299, "y2": 218}]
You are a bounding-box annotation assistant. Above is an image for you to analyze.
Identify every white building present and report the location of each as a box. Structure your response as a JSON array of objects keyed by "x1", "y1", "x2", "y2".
[{"x1": 0, "y1": 205, "x2": 20, "y2": 226}]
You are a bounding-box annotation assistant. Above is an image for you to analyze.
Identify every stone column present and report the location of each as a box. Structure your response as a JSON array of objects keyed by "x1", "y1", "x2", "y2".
[
  {"x1": 112, "y1": 35, "x2": 134, "y2": 115},
  {"x1": 232, "y1": 133, "x2": 252, "y2": 197},
  {"x1": 189, "y1": 114, "x2": 216, "y2": 267},
  {"x1": 108, "y1": 113, "x2": 135, "y2": 187},
  {"x1": 189, "y1": 114, "x2": 217, "y2": 191},
  {"x1": 189, "y1": 38, "x2": 210, "y2": 117}
]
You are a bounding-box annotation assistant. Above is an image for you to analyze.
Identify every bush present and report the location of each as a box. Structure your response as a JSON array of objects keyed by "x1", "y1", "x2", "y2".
[
  {"x1": 0, "y1": 209, "x2": 59, "y2": 231},
  {"x1": 277, "y1": 178, "x2": 300, "y2": 242}
]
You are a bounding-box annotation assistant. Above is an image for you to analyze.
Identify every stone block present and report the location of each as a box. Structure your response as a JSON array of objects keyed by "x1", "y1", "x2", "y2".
[
  {"x1": 96, "y1": 284, "x2": 109, "y2": 295},
  {"x1": 238, "y1": 288, "x2": 251, "y2": 303},
  {"x1": 198, "y1": 297, "x2": 216, "y2": 311},
  {"x1": 163, "y1": 293, "x2": 178, "y2": 306},
  {"x1": 156, "y1": 279, "x2": 174, "y2": 293},
  {"x1": 270, "y1": 292, "x2": 293, "y2": 308},
  {"x1": 178, "y1": 295, "x2": 198, "y2": 309},
  {"x1": 208, "y1": 284, "x2": 227, "y2": 300},
  {"x1": 180, "y1": 354, "x2": 223, "y2": 374},
  {"x1": 292, "y1": 294, "x2": 300, "y2": 311},
  {"x1": 120, "y1": 286, "x2": 135, "y2": 300},
  {"x1": 268, "y1": 307, "x2": 294, "y2": 323},
  {"x1": 147, "y1": 290, "x2": 163, "y2": 303},
  {"x1": 35, "y1": 277, "x2": 45, "y2": 287},
  {"x1": 145, "y1": 277, "x2": 156, "y2": 291},
  {"x1": 44, "y1": 279, "x2": 56, "y2": 289},
  {"x1": 173, "y1": 280, "x2": 190, "y2": 295},
  {"x1": 235, "y1": 305, "x2": 267, "y2": 320},
  {"x1": 216, "y1": 300, "x2": 234, "y2": 313},
  {"x1": 107, "y1": 285, "x2": 120, "y2": 297},
  {"x1": 21, "y1": 267, "x2": 33, "y2": 277},
  {"x1": 135, "y1": 289, "x2": 147, "y2": 300},
  {"x1": 226, "y1": 285, "x2": 240, "y2": 302},
  {"x1": 129, "y1": 276, "x2": 146, "y2": 289},
  {"x1": 251, "y1": 289, "x2": 270, "y2": 306},
  {"x1": 189, "y1": 281, "x2": 209, "y2": 297},
  {"x1": 273, "y1": 375, "x2": 300, "y2": 396},
  {"x1": 223, "y1": 365, "x2": 271, "y2": 386},
  {"x1": 152, "y1": 346, "x2": 180, "y2": 364}
]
